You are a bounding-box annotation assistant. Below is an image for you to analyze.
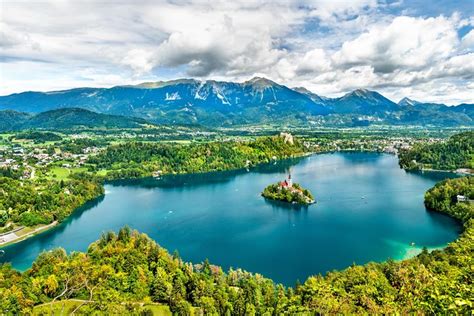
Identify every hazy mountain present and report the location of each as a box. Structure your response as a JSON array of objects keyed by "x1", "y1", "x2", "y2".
[
  {"x1": 0, "y1": 77, "x2": 472, "y2": 127},
  {"x1": 0, "y1": 108, "x2": 151, "y2": 131}
]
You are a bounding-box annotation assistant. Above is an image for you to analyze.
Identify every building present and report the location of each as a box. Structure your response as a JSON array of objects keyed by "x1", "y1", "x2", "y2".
[{"x1": 280, "y1": 174, "x2": 292, "y2": 188}]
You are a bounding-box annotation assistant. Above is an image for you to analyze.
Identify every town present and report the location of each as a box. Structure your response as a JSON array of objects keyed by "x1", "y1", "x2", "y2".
[{"x1": 0, "y1": 127, "x2": 463, "y2": 182}]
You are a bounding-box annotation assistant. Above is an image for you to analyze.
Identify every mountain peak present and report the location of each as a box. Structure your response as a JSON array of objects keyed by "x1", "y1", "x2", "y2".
[
  {"x1": 293, "y1": 87, "x2": 312, "y2": 94},
  {"x1": 131, "y1": 79, "x2": 198, "y2": 89},
  {"x1": 244, "y1": 76, "x2": 278, "y2": 88},
  {"x1": 398, "y1": 97, "x2": 420, "y2": 106},
  {"x1": 342, "y1": 88, "x2": 388, "y2": 101},
  {"x1": 350, "y1": 88, "x2": 372, "y2": 97}
]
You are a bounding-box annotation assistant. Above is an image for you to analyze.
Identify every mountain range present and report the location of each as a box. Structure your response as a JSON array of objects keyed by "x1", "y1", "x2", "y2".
[{"x1": 0, "y1": 77, "x2": 472, "y2": 127}]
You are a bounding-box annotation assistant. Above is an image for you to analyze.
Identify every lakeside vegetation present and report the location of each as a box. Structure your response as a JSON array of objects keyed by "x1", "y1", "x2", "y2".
[
  {"x1": 1, "y1": 127, "x2": 473, "y2": 313},
  {"x1": 399, "y1": 131, "x2": 474, "y2": 171},
  {"x1": 262, "y1": 182, "x2": 314, "y2": 205},
  {"x1": 88, "y1": 135, "x2": 306, "y2": 180},
  {"x1": 0, "y1": 135, "x2": 304, "y2": 233},
  {"x1": 0, "y1": 177, "x2": 103, "y2": 228},
  {"x1": 1, "y1": 175, "x2": 472, "y2": 314}
]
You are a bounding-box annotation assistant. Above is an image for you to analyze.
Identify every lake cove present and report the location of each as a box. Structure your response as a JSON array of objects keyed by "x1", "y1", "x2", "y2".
[{"x1": 0, "y1": 152, "x2": 461, "y2": 286}]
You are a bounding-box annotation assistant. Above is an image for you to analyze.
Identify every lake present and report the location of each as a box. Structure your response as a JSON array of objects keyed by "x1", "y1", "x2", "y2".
[{"x1": 0, "y1": 152, "x2": 461, "y2": 285}]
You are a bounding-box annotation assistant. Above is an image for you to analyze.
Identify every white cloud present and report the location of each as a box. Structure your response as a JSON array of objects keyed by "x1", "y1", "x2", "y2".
[
  {"x1": 461, "y1": 29, "x2": 474, "y2": 49},
  {"x1": 0, "y1": 0, "x2": 473, "y2": 104},
  {"x1": 332, "y1": 16, "x2": 459, "y2": 73}
]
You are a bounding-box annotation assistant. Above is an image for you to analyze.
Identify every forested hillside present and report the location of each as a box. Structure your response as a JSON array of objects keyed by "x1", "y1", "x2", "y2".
[
  {"x1": 425, "y1": 176, "x2": 474, "y2": 222},
  {"x1": 89, "y1": 135, "x2": 306, "y2": 179},
  {"x1": 1, "y1": 176, "x2": 472, "y2": 314},
  {"x1": 0, "y1": 177, "x2": 103, "y2": 227},
  {"x1": 399, "y1": 131, "x2": 474, "y2": 170},
  {"x1": 0, "y1": 108, "x2": 151, "y2": 131}
]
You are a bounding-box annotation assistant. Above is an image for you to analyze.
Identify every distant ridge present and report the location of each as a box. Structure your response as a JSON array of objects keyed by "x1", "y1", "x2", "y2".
[
  {"x1": 0, "y1": 108, "x2": 152, "y2": 131},
  {"x1": 0, "y1": 77, "x2": 472, "y2": 127}
]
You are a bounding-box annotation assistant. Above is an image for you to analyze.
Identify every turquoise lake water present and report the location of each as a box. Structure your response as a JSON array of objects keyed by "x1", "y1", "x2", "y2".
[{"x1": 0, "y1": 152, "x2": 461, "y2": 285}]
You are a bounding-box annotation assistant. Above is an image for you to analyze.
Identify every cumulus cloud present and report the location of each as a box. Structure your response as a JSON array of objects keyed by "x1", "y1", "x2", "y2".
[
  {"x1": 332, "y1": 16, "x2": 459, "y2": 73},
  {"x1": 0, "y1": 0, "x2": 473, "y2": 104}
]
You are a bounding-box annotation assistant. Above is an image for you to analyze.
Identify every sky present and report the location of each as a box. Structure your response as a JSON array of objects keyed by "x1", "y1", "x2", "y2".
[{"x1": 1, "y1": 0, "x2": 473, "y2": 104}]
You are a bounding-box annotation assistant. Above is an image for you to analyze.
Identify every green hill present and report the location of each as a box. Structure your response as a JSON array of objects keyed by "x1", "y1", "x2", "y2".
[
  {"x1": 399, "y1": 131, "x2": 474, "y2": 171},
  {"x1": 0, "y1": 108, "x2": 152, "y2": 131},
  {"x1": 0, "y1": 110, "x2": 32, "y2": 131}
]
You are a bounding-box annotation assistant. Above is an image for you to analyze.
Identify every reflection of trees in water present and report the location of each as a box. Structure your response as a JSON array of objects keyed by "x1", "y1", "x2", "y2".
[
  {"x1": 425, "y1": 207, "x2": 463, "y2": 233},
  {"x1": 252, "y1": 156, "x2": 306, "y2": 174},
  {"x1": 408, "y1": 170, "x2": 459, "y2": 182},
  {"x1": 264, "y1": 199, "x2": 310, "y2": 221},
  {"x1": 264, "y1": 198, "x2": 310, "y2": 211},
  {"x1": 45, "y1": 195, "x2": 106, "y2": 237},
  {"x1": 108, "y1": 156, "x2": 306, "y2": 190}
]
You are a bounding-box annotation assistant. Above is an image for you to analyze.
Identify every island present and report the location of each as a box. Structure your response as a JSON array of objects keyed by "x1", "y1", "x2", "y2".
[{"x1": 262, "y1": 174, "x2": 315, "y2": 205}]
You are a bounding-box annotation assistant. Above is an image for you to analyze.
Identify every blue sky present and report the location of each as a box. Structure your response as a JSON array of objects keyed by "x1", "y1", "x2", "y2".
[{"x1": 1, "y1": 0, "x2": 473, "y2": 104}]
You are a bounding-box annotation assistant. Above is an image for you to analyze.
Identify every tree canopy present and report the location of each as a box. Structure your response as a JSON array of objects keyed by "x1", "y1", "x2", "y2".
[
  {"x1": 399, "y1": 131, "x2": 474, "y2": 170},
  {"x1": 1, "y1": 176, "x2": 472, "y2": 314}
]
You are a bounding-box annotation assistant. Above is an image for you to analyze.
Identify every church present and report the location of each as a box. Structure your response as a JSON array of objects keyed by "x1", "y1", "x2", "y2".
[{"x1": 280, "y1": 174, "x2": 292, "y2": 188}]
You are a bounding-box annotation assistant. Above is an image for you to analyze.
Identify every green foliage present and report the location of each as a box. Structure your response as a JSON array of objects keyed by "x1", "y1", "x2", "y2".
[
  {"x1": 262, "y1": 182, "x2": 315, "y2": 205},
  {"x1": 15, "y1": 131, "x2": 62, "y2": 143},
  {"x1": 424, "y1": 176, "x2": 474, "y2": 222},
  {"x1": 0, "y1": 177, "x2": 103, "y2": 227},
  {"x1": 2, "y1": 177, "x2": 472, "y2": 314},
  {"x1": 0, "y1": 167, "x2": 22, "y2": 180},
  {"x1": 399, "y1": 131, "x2": 474, "y2": 170},
  {"x1": 21, "y1": 108, "x2": 150, "y2": 130},
  {"x1": 89, "y1": 136, "x2": 305, "y2": 179},
  {"x1": 0, "y1": 210, "x2": 7, "y2": 226},
  {"x1": 60, "y1": 138, "x2": 107, "y2": 154},
  {"x1": 1, "y1": 135, "x2": 472, "y2": 314}
]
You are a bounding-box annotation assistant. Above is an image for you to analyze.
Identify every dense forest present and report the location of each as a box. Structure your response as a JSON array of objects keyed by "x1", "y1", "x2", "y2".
[
  {"x1": 424, "y1": 176, "x2": 474, "y2": 222},
  {"x1": 0, "y1": 177, "x2": 103, "y2": 227},
  {"x1": 14, "y1": 131, "x2": 63, "y2": 143},
  {"x1": 88, "y1": 136, "x2": 306, "y2": 179},
  {"x1": 262, "y1": 183, "x2": 314, "y2": 205},
  {"x1": 1, "y1": 177, "x2": 472, "y2": 314},
  {"x1": 398, "y1": 131, "x2": 474, "y2": 170}
]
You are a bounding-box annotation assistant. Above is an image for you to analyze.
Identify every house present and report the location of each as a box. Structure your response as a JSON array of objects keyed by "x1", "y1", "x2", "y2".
[{"x1": 457, "y1": 195, "x2": 469, "y2": 202}]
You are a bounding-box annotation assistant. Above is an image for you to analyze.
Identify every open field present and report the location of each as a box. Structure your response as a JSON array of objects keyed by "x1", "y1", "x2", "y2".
[{"x1": 46, "y1": 166, "x2": 88, "y2": 180}]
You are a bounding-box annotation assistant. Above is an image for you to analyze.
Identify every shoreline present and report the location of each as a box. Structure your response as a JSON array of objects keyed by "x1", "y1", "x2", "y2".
[
  {"x1": 2, "y1": 151, "x2": 463, "y2": 266},
  {"x1": 1, "y1": 151, "x2": 311, "y2": 247},
  {"x1": 406, "y1": 166, "x2": 473, "y2": 175},
  {"x1": 0, "y1": 221, "x2": 58, "y2": 248}
]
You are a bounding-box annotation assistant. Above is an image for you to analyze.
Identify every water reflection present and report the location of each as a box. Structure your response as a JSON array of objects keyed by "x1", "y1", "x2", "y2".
[{"x1": 109, "y1": 156, "x2": 305, "y2": 189}]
